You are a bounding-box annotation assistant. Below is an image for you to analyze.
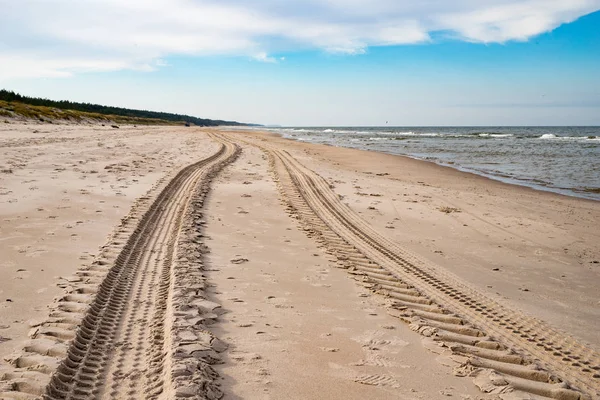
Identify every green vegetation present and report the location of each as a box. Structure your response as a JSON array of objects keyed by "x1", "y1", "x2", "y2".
[
  {"x1": 0, "y1": 89, "x2": 254, "y2": 126},
  {"x1": 0, "y1": 99, "x2": 172, "y2": 125}
]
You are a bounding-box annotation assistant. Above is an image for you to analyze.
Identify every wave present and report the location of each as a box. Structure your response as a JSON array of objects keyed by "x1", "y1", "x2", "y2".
[
  {"x1": 375, "y1": 131, "x2": 513, "y2": 139},
  {"x1": 539, "y1": 134, "x2": 599, "y2": 141},
  {"x1": 478, "y1": 133, "x2": 514, "y2": 138},
  {"x1": 366, "y1": 131, "x2": 514, "y2": 139},
  {"x1": 372, "y1": 132, "x2": 513, "y2": 139},
  {"x1": 389, "y1": 131, "x2": 442, "y2": 137},
  {"x1": 318, "y1": 128, "x2": 373, "y2": 135},
  {"x1": 278, "y1": 128, "x2": 598, "y2": 143},
  {"x1": 374, "y1": 131, "x2": 441, "y2": 137},
  {"x1": 277, "y1": 128, "x2": 310, "y2": 133}
]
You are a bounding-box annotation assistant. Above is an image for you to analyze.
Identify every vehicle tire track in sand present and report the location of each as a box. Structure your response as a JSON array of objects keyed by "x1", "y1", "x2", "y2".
[
  {"x1": 0, "y1": 134, "x2": 239, "y2": 399},
  {"x1": 219, "y1": 132, "x2": 599, "y2": 400}
]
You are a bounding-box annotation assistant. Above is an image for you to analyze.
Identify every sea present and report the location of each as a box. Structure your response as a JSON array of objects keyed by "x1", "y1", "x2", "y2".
[{"x1": 249, "y1": 126, "x2": 600, "y2": 201}]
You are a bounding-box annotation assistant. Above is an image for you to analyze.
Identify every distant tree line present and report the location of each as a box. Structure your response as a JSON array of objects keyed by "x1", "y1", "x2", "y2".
[{"x1": 0, "y1": 89, "x2": 255, "y2": 126}]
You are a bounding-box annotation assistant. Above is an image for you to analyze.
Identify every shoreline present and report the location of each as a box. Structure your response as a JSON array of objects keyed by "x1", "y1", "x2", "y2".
[
  {"x1": 252, "y1": 127, "x2": 600, "y2": 203},
  {"x1": 1, "y1": 123, "x2": 598, "y2": 398},
  {"x1": 396, "y1": 149, "x2": 600, "y2": 202},
  {"x1": 227, "y1": 127, "x2": 600, "y2": 347},
  {"x1": 243, "y1": 127, "x2": 600, "y2": 203}
]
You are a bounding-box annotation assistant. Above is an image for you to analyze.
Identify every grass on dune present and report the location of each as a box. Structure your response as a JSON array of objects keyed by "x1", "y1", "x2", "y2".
[{"x1": 0, "y1": 100, "x2": 180, "y2": 125}]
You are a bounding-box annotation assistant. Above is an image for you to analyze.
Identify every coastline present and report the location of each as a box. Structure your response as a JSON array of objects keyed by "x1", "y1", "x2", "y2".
[
  {"x1": 403, "y1": 151, "x2": 600, "y2": 202},
  {"x1": 251, "y1": 126, "x2": 600, "y2": 202},
  {"x1": 1, "y1": 123, "x2": 598, "y2": 398},
  {"x1": 229, "y1": 128, "x2": 600, "y2": 346}
]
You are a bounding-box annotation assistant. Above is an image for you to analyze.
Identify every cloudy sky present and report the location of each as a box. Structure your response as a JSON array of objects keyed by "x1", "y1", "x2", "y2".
[{"x1": 1, "y1": 0, "x2": 599, "y2": 125}]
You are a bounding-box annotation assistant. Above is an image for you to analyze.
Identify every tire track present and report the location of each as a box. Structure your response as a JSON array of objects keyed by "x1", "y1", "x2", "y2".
[
  {"x1": 221, "y1": 132, "x2": 599, "y2": 400},
  {"x1": 0, "y1": 135, "x2": 239, "y2": 399}
]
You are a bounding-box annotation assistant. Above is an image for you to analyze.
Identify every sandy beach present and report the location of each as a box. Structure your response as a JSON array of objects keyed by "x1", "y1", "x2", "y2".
[{"x1": 1, "y1": 123, "x2": 599, "y2": 399}]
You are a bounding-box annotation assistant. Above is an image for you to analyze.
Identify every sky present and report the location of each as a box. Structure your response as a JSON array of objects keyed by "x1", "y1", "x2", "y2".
[{"x1": 1, "y1": 0, "x2": 599, "y2": 126}]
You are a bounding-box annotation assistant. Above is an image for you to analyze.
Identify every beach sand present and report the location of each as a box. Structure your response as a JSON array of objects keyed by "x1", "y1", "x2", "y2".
[
  {"x1": 241, "y1": 129, "x2": 600, "y2": 347},
  {"x1": 0, "y1": 124, "x2": 218, "y2": 357},
  {"x1": 0, "y1": 123, "x2": 598, "y2": 399}
]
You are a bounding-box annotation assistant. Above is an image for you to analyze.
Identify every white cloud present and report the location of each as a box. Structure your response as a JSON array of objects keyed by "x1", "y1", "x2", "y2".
[
  {"x1": 434, "y1": 0, "x2": 598, "y2": 42},
  {"x1": 0, "y1": 54, "x2": 136, "y2": 80},
  {"x1": 1, "y1": 0, "x2": 599, "y2": 79},
  {"x1": 252, "y1": 52, "x2": 278, "y2": 63}
]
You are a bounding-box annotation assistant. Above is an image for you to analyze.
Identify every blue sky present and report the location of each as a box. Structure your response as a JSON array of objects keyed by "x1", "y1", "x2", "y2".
[{"x1": 1, "y1": 0, "x2": 599, "y2": 126}]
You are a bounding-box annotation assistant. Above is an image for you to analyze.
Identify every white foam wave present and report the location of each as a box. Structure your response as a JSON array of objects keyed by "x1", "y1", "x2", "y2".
[
  {"x1": 539, "y1": 134, "x2": 597, "y2": 141},
  {"x1": 380, "y1": 131, "x2": 441, "y2": 137},
  {"x1": 479, "y1": 133, "x2": 514, "y2": 138},
  {"x1": 319, "y1": 128, "x2": 369, "y2": 134}
]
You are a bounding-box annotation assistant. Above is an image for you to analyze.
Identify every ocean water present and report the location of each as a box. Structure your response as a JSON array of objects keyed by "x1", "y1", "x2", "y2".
[{"x1": 255, "y1": 126, "x2": 600, "y2": 201}]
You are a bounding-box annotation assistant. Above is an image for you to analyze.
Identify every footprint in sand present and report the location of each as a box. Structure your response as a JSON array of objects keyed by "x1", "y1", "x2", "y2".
[
  {"x1": 353, "y1": 374, "x2": 401, "y2": 388},
  {"x1": 352, "y1": 353, "x2": 399, "y2": 368},
  {"x1": 350, "y1": 330, "x2": 409, "y2": 369},
  {"x1": 14, "y1": 269, "x2": 31, "y2": 280},
  {"x1": 321, "y1": 347, "x2": 340, "y2": 353},
  {"x1": 230, "y1": 351, "x2": 263, "y2": 364}
]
